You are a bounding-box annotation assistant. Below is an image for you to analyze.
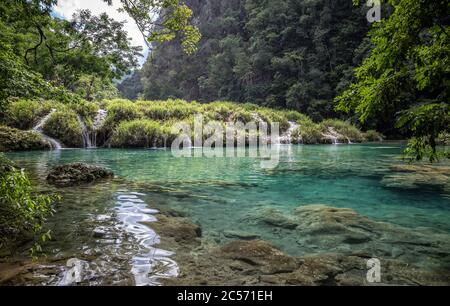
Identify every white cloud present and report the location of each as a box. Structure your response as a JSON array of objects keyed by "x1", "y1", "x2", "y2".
[{"x1": 54, "y1": 0, "x2": 148, "y2": 65}]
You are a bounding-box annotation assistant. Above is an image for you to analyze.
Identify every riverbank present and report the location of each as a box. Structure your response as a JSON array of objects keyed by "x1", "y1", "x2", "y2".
[{"x1": 0, "y1": 99, "x2": 384, "y2": 152}]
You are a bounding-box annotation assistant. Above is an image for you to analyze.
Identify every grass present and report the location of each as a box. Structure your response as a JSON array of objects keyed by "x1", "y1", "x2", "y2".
[
  {"x1": 1, "y1": 98, "x2": 378, "y2": 148},
  {"x1": 0, "y1": 125, "x2": 50, "y2": 151},
  {"x1": 110, "y1": 119, "x2": 167, "y2": 148},
  {"x1": 43, "y1": 109, "x2": 83, "y2": 148}
]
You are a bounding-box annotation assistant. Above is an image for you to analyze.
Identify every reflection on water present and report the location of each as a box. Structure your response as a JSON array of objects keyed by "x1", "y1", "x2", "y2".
[{"x1": 115, "y1": 191, "x2": 178, "y2": 286}]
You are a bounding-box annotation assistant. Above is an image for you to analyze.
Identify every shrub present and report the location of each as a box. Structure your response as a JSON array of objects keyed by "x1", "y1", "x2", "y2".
[
  {"x1": 43, "y1": 110, "x2": 83, "y2": 147},
  {"x1": 364, "y1": 130, "x2": 385, "y2": 142},
  {"x1": 104, "y1": 100, "x2": 142, "y2": 126},
  {"x1": 4, "y1": 100, "x2": 41, "y2": 130},
  {"x1": 3, "y1": 100, "x2": 67, "y2": 130},
  {"x1": 320, "y1": 119, "x2": 365, "y2": 143},
  {"x1": 110, "y1": 119, "x2": 165, "y2": 148},
  {"x1": 72, "y1": 100, "x2": 99, "y2": 121},
  {"x1": 136, "y1": 99, "x2": 200, "y2": 120},
  {"x1": 0, "y1": 125, "x2": 50, "y2": 151},
  {"x1": 293, "y1": 121, "x2": 323, "y2": 144},
  {"x1": 0, "y1": 155, "x2": 58, "y2": 255}
]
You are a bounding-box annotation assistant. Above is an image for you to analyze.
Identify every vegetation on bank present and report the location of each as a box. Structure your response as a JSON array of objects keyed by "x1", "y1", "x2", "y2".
[
  {"x1": 1, "y1": 98, "x2": 385, "y2": 149},
  {"x1": 0, "y1": 125, "x2": 49, "y2": 152},
  {"x1": 0, "y1": 154, "x2": 58, "y2": 256}
]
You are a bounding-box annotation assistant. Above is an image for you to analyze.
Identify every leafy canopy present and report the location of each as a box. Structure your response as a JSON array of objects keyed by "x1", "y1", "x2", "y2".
[{"x1": 336, "y1": 0, "x2": 449, "y2": 161}]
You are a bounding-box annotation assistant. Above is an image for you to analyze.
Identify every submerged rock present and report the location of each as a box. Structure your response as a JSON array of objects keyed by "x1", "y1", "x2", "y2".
[
  {"x1": 255, "y1": 208, "x2": 298, "y2": 229},
  {"x1": 223, "y1": 230, "x2": 260, "y2": 240},
  {"x1": 164, "y1": 239, "x2": 450, "y2": 286},
  {"x1": 46, "y1": 163, "x2": 114, "y2": 186},
  {"x1": 381, "y1": 164, "x2": 450, "y2": 192},
  {"x1": 149, "y1": 214, "x2": 202, "y2": 244}
]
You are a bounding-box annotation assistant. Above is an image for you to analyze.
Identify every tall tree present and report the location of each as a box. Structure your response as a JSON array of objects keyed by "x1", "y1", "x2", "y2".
[{"x1": 336, "y1": 0, "x2": 450, "y2": 161}]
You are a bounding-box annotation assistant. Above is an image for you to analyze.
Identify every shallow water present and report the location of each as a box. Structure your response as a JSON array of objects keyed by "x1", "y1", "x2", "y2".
[{"x1": 5, "y1": 143, "x2": 450, "y2": 284}]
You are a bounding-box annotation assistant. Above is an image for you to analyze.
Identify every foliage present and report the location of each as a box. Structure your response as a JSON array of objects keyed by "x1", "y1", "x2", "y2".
[
  {"x1": 134, "y1": 0, "x2": 370, "y2": 121},
  {"x1": 0, "y1": 154, "x2": 58, "y2": 255},
  {"x1": 0, "y1": 0, "x2": 199, "y2": 103},
  {"x1": 336, "y1": 0, "x2": 449, "y2": 161},
  {"x1": 364, "y1": 130, "x2": 385, "y2": 142},
  {"x1": 0, "y1": 125, "x2": 50, "y2": 151},
  {"x1": 320, "y1": 119, "x2": 365, "y2": 143},
  {"x1": 136, "y1": 99, "x2": 200, "y2": 120},
  {"x1": 110, "y1": 119, "x2": 166, "y2": 148},
  {"x1": 42, "y1": 110, "x2": 83, "y2": 147}
]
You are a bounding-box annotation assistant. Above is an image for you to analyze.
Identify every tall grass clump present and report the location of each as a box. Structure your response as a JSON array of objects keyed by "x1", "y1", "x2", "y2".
[
  {"x1": 136, "y1": 99, "x2": 200, "y2": 120},
  {"x1": 0, "y1": 125, "x2": 50, "y2": 151},
  {"x1": 110, "y1": 119, "x2": 166, "y2": 148},
  {"x1": 43, "y1": 110, "x2": 83, "y2": 147},
  {"x1": 320, "y1": 119, "x2": 365, "y2": 143}
]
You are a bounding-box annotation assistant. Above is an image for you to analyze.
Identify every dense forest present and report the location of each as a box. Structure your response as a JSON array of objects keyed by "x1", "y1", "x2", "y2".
[{"x1": 123, "y1": 0, "x2": 371, "y2": 122}]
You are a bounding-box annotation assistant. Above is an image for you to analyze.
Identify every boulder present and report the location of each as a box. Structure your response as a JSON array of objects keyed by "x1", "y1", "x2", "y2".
[
  {"x1": 217, "y1": 240, "x2": 298, "y2": 274},
  {"x1": 150, "y1": 214, "x2": 202, "y2": 244},
  {"x1": 46, "y1": 163, "x2": 114, "y2": 186}
]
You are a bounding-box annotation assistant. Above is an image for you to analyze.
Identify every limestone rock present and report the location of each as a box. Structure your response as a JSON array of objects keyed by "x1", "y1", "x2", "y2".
[{"x1": 46, "y1": 163, "x2": 114, "y2": 186}]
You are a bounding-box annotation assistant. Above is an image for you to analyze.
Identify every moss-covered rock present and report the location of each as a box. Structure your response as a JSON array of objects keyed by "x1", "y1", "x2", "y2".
[
  {"x1": 46, "y1": 163, "x2": 114, "y2": 186},
  {"x1": 42, "y1": 110, "x2": 83, "y2": 148},
  {"x1": 0, "y1": 125, "x2": 50, "y2": 151}
]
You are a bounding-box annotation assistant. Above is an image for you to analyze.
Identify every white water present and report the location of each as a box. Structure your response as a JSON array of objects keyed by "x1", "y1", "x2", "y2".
[
  {"x1": 90, "y1": 109, "x2": 108, "y2": 148},
  {"x1": 322, "y1": 127, "x2": 342, "y2": 145},
  {"x1": 77, "y1": 115, "x2": 93, "y2": 148},
  {"x1": 32, "y1": 109, "x2": 62, "y2": 150},
  {"x1": 280, "y1": 121, "x2": 300, "y2": 144}
]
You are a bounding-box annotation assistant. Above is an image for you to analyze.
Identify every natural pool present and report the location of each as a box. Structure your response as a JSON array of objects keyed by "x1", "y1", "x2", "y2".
[{"x1": 4, "y1": 143, "x2": 450, "y2": 285}]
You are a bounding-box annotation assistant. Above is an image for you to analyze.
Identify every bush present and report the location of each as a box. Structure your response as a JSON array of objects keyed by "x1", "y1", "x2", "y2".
[
  {"x1": 43, "y1": 110, "x2": 83, "y2": 147},
  {"x1": 320, "y1": 119, "x2": 365, "y2": 143},
  {"x1": 110, "y1": 119, "x2": 165, "y2": 148},
  {"x1": 0, "y1": 155, "x2": 57, "y2": 255},
  {"x1": 72, "y1": 100, "x2": 99, "y2": 121},
  {"x1": 293, "y1": 121, "x2": 323, "y2": 144},
  {"x1": 4, "y1": 100, "x2": 41, "y2": 130},
  {"x1": 136, "y1": 99, "x2": 200, "y2": 120},
  {"x1": 0, "y1": 125, "x2": 50, "y2": 151},
  {"x1": 364, "y1": 130, "x2": 385, "y2": 142}
]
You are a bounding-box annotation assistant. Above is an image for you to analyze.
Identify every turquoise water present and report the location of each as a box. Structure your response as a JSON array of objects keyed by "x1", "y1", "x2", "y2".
[{"x1": 6, "y1": 144, "x2": 450, "y2": 260}]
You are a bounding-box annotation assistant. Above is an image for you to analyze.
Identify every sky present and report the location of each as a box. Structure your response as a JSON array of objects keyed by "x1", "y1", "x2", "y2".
[{"x1": 53, "y1": 0, "x2": 149, "y2": 65}]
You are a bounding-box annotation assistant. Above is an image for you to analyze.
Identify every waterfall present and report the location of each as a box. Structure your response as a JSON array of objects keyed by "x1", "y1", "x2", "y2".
[
  {"x1": 280, "y1": 121, "x2": 300, "y2": 144},
  {"x1": 77, "y1": 115, "x2": 93, "y2": 148},
  {"x1": 90, "y1": 109, "x2": 108, "y2": 148},
  {"x1": 32, "y1": 109, "x2": 62, "y2": 150},
  {"x1": 322, "y1": 127, "x2": 342, "y2": 145}
]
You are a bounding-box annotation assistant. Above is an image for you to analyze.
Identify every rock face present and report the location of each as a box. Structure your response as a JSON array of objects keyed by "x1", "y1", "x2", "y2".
[{"x1": 46, "y1": 163, "x2": 114, "y2": 186}]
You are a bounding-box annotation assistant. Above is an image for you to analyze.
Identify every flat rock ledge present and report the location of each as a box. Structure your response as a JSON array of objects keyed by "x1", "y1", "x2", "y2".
[{"x1": 46, "y1": 163, "x2": 114, "y2": 187}]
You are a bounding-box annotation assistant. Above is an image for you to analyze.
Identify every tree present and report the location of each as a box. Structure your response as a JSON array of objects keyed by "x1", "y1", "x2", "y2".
[
  {"x1": 0, "y1": 0, "x2": 200, "y2": 102},
  {"x1": 336, "y1": 0, "x2": 450, "y2": 161},
  {"x1": 138, "y1": 0, "x2": 369, "y2": 121}
]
